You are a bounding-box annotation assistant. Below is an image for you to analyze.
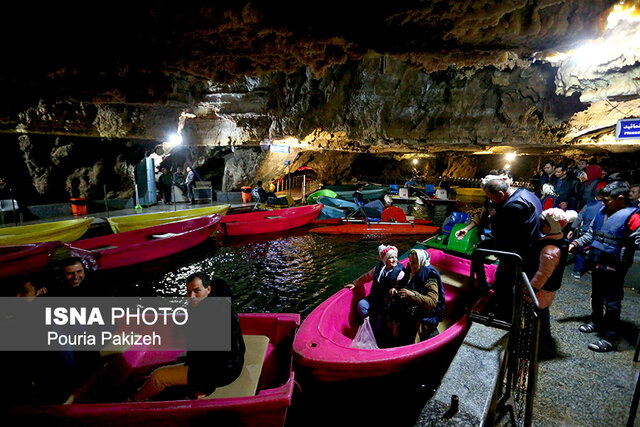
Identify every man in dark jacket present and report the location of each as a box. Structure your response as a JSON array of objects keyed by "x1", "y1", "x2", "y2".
[
  {"x1": 552, "y1": 163, "x2": 580, "y2": 210},
  {"x1": 133, "y1": 273, "x2": 245, "y2": 400}
]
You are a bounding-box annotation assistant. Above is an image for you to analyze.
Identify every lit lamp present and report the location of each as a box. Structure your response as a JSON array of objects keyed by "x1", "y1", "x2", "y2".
[{"x1": 167, "y1": 133, "x2": 183, "y2": 147}]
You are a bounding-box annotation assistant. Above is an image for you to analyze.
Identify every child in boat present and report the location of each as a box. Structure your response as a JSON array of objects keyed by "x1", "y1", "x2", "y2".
[
  {"x1": 525, "y1": 208, "x2": 577, "y2": 356},
  {"x1": 388, "y1": 249, "x2": 445, "y2": 346},
  {"x1": 345, "y1": 244, "x2": 405, "y2": 347},
  {"x1": 133, "y1": 273, "x2": 245, "y2": 401}
]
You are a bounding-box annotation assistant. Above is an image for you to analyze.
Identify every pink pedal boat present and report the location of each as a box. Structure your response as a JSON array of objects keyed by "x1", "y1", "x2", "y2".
[
  {"x1": 219, "y1": 204, "x2": 322, "y2": 237},
  {"x1": 66, "y1": 214, "x2": 221, "y2": 270},
  {"x1": 0, "y1": 241, "x2": 62, "y2": 279},
  {"x1": 8, "y1": 313, "x2": 300, "y2": 427},
  {"x1": 293, "y1": 248, "x2": 497, "y2": 382}
]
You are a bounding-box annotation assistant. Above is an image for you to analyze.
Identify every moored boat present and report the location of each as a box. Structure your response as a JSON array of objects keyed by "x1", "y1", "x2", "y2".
[
  {"x1": 107, "y1": 205, "x2": 230, "y2": 233},
  {"x1": 306, "y1": 189, "x2": 338, "y2": 204},
  {"x1": 334, "y1": 188, "x2": 388, "y2": 202},
  {"x1": 0, "y1": 218, "x2": 94, "y2": 246},
  {"x1": 219, "y1": 205, "x2": 322, "y2": 237},
  {"x1": 309, "y1": 221, "x2": 439, "y2": 235},
  {"x1": 292, "y1": 248, "x2": 496, "y2": 382},
  {"x1": 8, "y1": 313, "x2": 300, "y2": 427},
  {"x1": 67, "y1": 215, "x2": 222, "y2": 270},
  {"x1": 0, "y1": 241, "x2": 62, "y2": 279}
]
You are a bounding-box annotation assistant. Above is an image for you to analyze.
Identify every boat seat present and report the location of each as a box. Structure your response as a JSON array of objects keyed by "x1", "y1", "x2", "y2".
[
  {"x1": 439, "y1": 270, "x2": 469, "y2": 289},
  {"x1": 205, "y1": 335, "x2": 270, "y2": 399}
]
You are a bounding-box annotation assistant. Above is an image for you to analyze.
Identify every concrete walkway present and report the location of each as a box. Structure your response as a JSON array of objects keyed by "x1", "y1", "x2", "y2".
[{"x1": 416, "y1": 267, "x2": 640, "y2": 426}]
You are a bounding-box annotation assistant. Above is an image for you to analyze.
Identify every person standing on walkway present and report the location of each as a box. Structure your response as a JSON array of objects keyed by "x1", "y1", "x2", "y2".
[
  {"x1": 569, "y1": 181, "x2": 640, "y2": 352},
  {"x1": 158, "y1": 167, "x2": 174, "y2": 205},
  {"x1": 185, "y1": 166, "x2": 196, "y2": 204},
  {"x1": 456, "y1": 175, "x2": 542, "y2": 320},
  {"x1": 526, "y1": 208, "x2": 577, "y2": 356}
]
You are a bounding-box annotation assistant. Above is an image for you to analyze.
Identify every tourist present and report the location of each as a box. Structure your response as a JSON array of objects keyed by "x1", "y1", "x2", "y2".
[
  {"x1": 252, "y1": 180, "x2": 269, "y2": 203},
  {"x1": 185, "y1": 166, "x2": 196, "y2": 204},
  {"x1": 345, "y1": 244, "x2": 405, "y2": 347},
  {"x1": 173, "y1": 167, "x2": 187, "y2": 197},
  {"x1": 569, "y1": 181, "x2": 640, "y2": 352},
  {"x1": 567, "y1": 191, "x2": 604, "y2": 279},
  {"x1": 552, "y1": 163, "x2": 580, "y2": 210},
  {"x1": 456, "y1": 175, "x2": 541, "y2": 320},
  {"x1": 52, "y1": 257, "x2": 108, "y2": 297},
  {"x1": 525, "y1": 208, "x2": 577, "y2": 356},
  {"x1": 158, "y1": 167, "x2": 174, "y2": 205},
  {"x1": 537, "y1": 160, "x2": 557, "y2": 197},
  {"x1": 133, "y1": 273, "x2": 245, "y2": 401},
  {"x1": 353, "y1": 183, "x2": 366, "y2": 206},
  {"x1": 578, "y1": 164, "x2": 603, "y2": 209},
  {"x1": 388, "y1": 249, "x2": 445, "y2": 346},
  {"x1": 630, "y1": 184, "x2": 640, "y2": 208}
]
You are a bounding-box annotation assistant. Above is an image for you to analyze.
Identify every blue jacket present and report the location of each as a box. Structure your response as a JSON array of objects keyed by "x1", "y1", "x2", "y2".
[
  {"x1": 589, "y1": 207, "x2": 640, "y2": 263},
  {"x1": 367, "y1": 262, "x2": 404, "y2": 317}
]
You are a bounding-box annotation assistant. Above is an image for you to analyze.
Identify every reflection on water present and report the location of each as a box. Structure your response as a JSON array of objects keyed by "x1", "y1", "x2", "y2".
[{"x1": 101, "y1": 199, "x2": 483, "y2": 318}]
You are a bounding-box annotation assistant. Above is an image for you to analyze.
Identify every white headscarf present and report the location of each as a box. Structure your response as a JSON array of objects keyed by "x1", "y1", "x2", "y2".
[{"x1": 410, "y1": 248, "x2": 430, "y2": 273}]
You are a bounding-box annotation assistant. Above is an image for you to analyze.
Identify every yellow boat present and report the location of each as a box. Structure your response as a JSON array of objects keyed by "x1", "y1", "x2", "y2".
[
  {"x1": 107, "y1": 205, "x2": 230, "y2": 233},
  {"x1": 0, "y1": 217, "x2": 94, "y2": 246}
]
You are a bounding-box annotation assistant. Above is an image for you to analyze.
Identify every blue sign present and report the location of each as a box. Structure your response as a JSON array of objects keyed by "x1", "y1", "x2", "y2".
[
  {"x1": 616, "y1": 118, "x2": 640, "y2": 140},
  {"x1": 270, "y1": 144, "x2": 290, "y2": 154}
]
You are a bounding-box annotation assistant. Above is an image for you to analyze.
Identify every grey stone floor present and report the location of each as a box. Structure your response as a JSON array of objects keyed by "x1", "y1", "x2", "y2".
[{"x1": 531, "y1": 267, "x2": 639, "y2": 427}]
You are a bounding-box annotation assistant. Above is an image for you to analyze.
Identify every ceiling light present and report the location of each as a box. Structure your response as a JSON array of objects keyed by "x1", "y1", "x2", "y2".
[
  {"x1": 168, "y1": 134, "x2": 183, "y2": 146},
  {"x1": 412, "y1": 159, "x2": 418, "y2": 165},
  {"x1": 505, "y1": 152, "x2": 517, "y2": 161}
]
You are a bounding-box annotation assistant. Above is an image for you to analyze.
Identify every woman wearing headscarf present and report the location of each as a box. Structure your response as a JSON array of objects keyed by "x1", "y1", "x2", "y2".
[
  {"x1": 389, "y1": 249, "x2": 445, "y2": 346},
  {"x1": 345, "y1": 244, "x2": 405, "y2": 347}
]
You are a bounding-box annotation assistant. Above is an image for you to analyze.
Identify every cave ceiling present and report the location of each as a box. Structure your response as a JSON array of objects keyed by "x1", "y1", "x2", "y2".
[{"x1": 3, "y1": 0, "x2": 640, "y2": 155}]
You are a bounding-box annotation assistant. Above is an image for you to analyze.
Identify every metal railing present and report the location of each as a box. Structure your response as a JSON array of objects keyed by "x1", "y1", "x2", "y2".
[{"x1": 468, "y1": 248, "x2": 540, "y2": 427}]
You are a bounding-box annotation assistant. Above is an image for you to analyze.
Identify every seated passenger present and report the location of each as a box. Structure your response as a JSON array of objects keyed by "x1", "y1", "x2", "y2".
[
  {"x1": 353, "y1": 184, "x2": 367, "y2": 206},
  {"x1": 388, "y1": 249, "x2": 445, "y2": 346},
  {"x1": 133, "y1": 273, "x2": 245, "y2": 401},
  {"x1": 345, "y1": 245, "x2": 405, "y2": 347}
]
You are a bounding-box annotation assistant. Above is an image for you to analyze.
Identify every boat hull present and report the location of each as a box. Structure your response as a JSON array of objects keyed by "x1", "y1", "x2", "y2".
[
  {"x1": 306, "y1": 190, "x2": 337, "y2": 204},
  {"x1": 219, "y1": 205, "x2": 322, "y2": 236},
  {"x1": 0, "y1": 218, "x2": 93, "y2": 246},
  {"x1": 335, "y1": 188, "x2": 387, "y2": 201},
  {"x1": 293, "y1": 249, "x2": 497, "y2": 382},
  {"x1": 107, "y1": 205, "x2": 230, "y2": 233},
  {"x1": 67, "y1": 215, "x2": 222, "y2": 270},
  {"x1": 0, "y1": 241, "x2": 62, "y2": 279},
  {"x1": 309, "y1": 222, "x2": 439, "y2": 235},
  {"x1": 8, "y1": 313, "x2": 300, "y2": 427}
]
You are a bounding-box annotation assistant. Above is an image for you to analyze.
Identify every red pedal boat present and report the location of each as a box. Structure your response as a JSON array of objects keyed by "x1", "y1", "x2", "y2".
[
  {"x1": 8, "y1": 313, "x2": 300, "y2": 427},
  {"x1": 0, "y1": 241, "x2": 62, "y2": 279},
  {"x1": 219, "y1": 204, "x2": 322, "y2": 237},
  {"x1": 293, "y1": 248, "x2": 496, "y2": 382},
  {"x1": 309, "y1": 221, "x2": 440, "y2": 235},
  {"x1": 66, "y1": 215, "x2": 221, "y2": 270}
]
